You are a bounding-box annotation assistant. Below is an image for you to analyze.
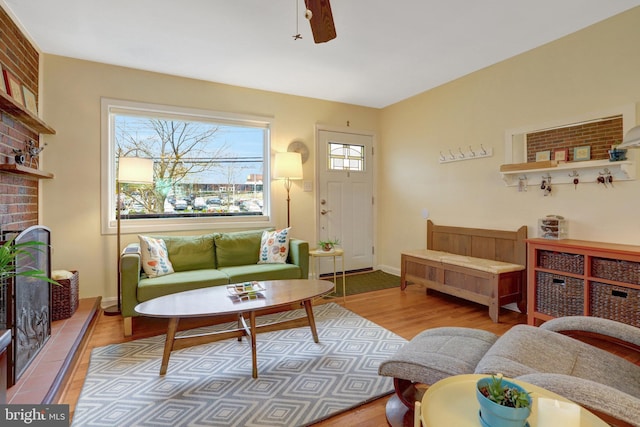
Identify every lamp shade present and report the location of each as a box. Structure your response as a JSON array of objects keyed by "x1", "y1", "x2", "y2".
[
  {"x1": 274, "y1": 152, "x2": 303, "y2": 180},
  {"x1": 118, "y1": 157, "x2": 154, "y2": 183},
  {"x1": 617, "y1": 125, "x2": 640, "y2": 148}
]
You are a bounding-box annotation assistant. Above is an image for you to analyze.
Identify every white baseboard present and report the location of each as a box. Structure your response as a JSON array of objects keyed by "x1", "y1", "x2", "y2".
[{"x1": 377, "y1": 264, "x2": 400, "y2": 276}]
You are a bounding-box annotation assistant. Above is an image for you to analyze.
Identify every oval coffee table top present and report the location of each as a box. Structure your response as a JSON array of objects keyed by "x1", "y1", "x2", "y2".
[{"x1": 134, "y1": 279, "x2": 334, "y2": 318}]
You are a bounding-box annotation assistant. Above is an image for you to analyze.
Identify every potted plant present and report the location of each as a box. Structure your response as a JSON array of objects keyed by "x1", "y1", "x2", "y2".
[
  {"x1": 318, "y1": 238, "x2": 340, "y2": 252},
  {"x1": 476, "y1": 374, "x2": 532, "y2": 427},
  {"x1": 0, "y1": 236, "x2": 57, "y2": 285}
]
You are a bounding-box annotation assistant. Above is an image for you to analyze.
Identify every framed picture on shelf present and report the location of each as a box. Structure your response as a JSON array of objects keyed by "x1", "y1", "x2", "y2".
[
  {"x1": 535, "y1": 150, "x2": 551, "y2": 162},
  {"x1": 3, "y1": 69, "x2": 24, "y2": 106},
  {"x1": 0, "y1": 68, "x2": 6, "y2": 94},
  {"x1": 573, "y1": 145, "x2": 591, "y2": 162},
  {"x1": 22, "y1": 86, "x2": 37, "y2": 116},
  {"x1": 553, "y1": 148, "x2": 569, "y2": 162}
]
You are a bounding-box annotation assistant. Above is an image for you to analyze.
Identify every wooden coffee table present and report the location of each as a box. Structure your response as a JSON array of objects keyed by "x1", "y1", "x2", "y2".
[{"x1": 134, "y1": 279, "x2": 334, "y2": 378}]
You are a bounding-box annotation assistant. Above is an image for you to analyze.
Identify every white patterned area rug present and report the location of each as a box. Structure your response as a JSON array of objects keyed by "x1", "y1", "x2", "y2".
[{"x1": 72, "y1": 303, "x2": 406, "y2": 427}]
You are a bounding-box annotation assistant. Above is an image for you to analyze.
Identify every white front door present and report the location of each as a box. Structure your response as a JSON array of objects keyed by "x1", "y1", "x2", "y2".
[{"x1": 317, "y1": 129, "x2": 374, "y2": 274}]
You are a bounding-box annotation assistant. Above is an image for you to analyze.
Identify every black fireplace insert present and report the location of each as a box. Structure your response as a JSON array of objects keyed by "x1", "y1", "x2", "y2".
[{"x1": 0, "y1": 225, "x2": 51, "y2": 387}]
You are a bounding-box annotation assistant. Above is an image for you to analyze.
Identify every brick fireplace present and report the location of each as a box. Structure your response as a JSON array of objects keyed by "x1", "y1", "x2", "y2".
[
  {"x1": 0, "y1": 6, "x2": 41, "y2": 231},
  {"x1": 0, "y1": 6, "x2": 52, "y2": 391}
]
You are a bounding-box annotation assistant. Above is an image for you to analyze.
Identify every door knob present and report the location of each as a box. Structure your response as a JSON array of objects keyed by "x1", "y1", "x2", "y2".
[{"x1": 320, "y1": 209, "x2": 332, "y2": 215}]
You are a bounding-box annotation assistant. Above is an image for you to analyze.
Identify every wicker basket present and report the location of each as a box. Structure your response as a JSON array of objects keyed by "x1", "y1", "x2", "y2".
[
  {"x1": 591, "y1": 258, "x2": 640, "y2": 285},
  {"x1": 590, "y1": 282, "x2": 640, "y2": 328},
  {"x1": 537, "y1": 250, "x2": 584, "y2": 275},
  {"x1": 52, "y1": 270, "x2": 79, "y2": 321},
  {"x1": 535, "y1": 271, "x2": 584, "y2": 317}
]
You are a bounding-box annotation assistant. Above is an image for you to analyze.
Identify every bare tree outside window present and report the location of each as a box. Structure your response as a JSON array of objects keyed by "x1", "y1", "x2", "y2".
[{"x1": 113, "y1": 114, "x2": 265, "y2": 219}]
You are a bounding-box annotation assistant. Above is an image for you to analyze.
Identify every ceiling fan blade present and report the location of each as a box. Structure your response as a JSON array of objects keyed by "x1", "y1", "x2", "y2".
[{"x1": 304, "y1": 0, "x2": 337, "y2": 43}]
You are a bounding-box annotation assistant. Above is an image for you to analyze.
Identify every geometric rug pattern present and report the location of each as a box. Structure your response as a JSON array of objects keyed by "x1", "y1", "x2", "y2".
[{"x1": 72, "y1": 303, "x2": 407, "y2": 426}]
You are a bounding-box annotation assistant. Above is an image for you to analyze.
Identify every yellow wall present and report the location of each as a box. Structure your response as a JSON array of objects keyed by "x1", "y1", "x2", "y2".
[
  {"x1": 378, "y1": 7, "x2": 640, "y2": 272},
  {"x1": 40, "y1": 56, "x2": 380, "y2": 300},
  {"x1": 40, "y1": 7, "x2": 640, "y2": 301}
]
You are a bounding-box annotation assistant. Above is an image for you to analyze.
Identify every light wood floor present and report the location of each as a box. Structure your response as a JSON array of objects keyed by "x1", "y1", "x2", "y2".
[{"x1": 60, "y1": 285, "x2": 529, "y2": 426}]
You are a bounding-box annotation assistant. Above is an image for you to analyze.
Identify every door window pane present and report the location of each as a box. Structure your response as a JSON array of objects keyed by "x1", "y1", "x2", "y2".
[{"x1": 328, "y1": 143, "x2": 364, "y2": 171}]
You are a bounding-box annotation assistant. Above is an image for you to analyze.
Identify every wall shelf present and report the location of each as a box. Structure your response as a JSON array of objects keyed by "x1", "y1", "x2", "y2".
[
  {"x1": 500, "y1": 159, "x2": 635, "y2": 186},
  {"x1": 0, "y1": 91, "x2": 55, "y2": 135},
  {"x1": 0, "y1": 164, "x2": 53, "y2": 179}
]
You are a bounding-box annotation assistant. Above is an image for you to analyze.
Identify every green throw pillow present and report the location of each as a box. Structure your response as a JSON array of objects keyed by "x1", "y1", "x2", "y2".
[
  {"x1": 149, "y1": 233, "x2": 216, "y2": 271},
  {"x1": 214, "y1": 229, "x2": 270, "y2": 267}
]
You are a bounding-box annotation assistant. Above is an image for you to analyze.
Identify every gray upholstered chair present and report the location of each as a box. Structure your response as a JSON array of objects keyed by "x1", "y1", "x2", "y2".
[{"x1": 379, "y1": 316, "x2": 640, "y2": 427}]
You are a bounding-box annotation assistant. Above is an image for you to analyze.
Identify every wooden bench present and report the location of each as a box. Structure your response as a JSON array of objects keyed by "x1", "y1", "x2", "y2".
[{"x1": 401, "y1": 220, "x2": 527, "y2": 322}]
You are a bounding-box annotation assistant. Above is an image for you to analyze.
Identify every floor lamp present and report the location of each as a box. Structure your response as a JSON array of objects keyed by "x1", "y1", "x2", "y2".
[
  {"x1": 104, "y1": 157, "x2": 155, "y2": 316},
  {"x1": 274, "y1": 152, "x2": 303, "y2": 228}
]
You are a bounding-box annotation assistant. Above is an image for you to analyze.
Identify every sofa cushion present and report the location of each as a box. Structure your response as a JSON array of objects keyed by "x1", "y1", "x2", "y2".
[
  {"x1": 154, "y1": 233, "x2": 216, "y2": 271},
  {"x1": 137, "y1": 269, "x2": 229, "y2": 302},
  {"x1": 138, "y1": 235, "x2": 174, "y2": 278},
  {"x1": 258, "y1": 228, "x2": 290, "y2": 264},
  {"x1": 219, "y1": 263, "x2": 302, "y2": 284},
  {"x1": 214, "y1": 229, "x2": 266, "y2": 267}
]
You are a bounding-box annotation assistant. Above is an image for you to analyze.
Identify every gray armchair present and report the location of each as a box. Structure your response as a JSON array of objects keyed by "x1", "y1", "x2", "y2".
[
  {"x1": 475, "y1": 317, "x2": 640, "y2": 426},
  {"x1": 379, "y1": 317, "x2": 640, "y2": 427}
]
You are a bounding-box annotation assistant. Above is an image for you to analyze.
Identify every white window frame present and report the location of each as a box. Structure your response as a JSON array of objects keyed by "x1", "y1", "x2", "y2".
[{"x1": 100, "y1": 98, "x2": 274, "y2": 235}]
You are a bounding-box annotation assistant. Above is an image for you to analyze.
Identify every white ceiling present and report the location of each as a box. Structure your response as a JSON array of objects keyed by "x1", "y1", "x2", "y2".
[{"x1": 4, "y1": 1, "x2": 640, "y2": 108}]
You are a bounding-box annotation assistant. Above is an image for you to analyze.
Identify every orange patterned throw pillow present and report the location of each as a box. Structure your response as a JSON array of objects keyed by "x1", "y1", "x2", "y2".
[
  {"x1": 257, "y1": 228, "x2": 290, "y2": 264},
  {"x1": 138, "y1": 235, "x2": 174, "y2": 277}
]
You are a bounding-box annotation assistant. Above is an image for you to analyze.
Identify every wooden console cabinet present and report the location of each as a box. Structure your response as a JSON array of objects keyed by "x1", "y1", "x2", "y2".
[{"x1": 527, "y1": 238, "x2": 640, "y2": 327}]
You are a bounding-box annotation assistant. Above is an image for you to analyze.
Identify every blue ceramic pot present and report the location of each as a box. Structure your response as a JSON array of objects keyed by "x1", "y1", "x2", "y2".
[
  {"x1": 608, "y1": 148, "x2": 627, "y2": 161},
  {"x1": 476, "y1": 377, "x2": 531, "y2": 427}
]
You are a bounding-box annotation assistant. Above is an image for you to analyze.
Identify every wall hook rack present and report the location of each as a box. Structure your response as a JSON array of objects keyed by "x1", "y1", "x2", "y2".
[{"x1": 439, "y1": 145, "x2": 493, "y2": 164}]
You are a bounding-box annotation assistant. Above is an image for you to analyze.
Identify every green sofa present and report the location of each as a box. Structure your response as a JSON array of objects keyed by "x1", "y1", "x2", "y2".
[{"x1": 120, "y1": 229, "x2": 309, "y2": 336}]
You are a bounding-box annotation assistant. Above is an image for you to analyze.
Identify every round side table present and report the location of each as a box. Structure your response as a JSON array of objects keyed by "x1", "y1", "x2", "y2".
[
  {"x1": 418, "y1": 374, "x2": 608, "y2": 427},
  {"x1": 309, "y1": 248, "x2": 346, "y2": 304}
]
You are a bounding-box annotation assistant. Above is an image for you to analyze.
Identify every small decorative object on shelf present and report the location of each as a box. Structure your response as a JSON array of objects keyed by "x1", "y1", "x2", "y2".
[
  {"x1": 21, "y1": 86, "x2": 37, "y2": 116},
  {"x1": 318, "y1": 238, "x2": 340, "y2": 252},
  {"x1": 608, "y1": 147, "x2": 627, "y2": 162},
  {"x1": 573, "y1": 145, "x2": 591, "y2": 161},
  {"x1": 553, "y1": 148, "x2": 569, "y2": 162},
  {"x1": 538, "y1": 215, "x2": 568, "y2": 240},
  {"x1": 476, "y1": 374, "x2": 532, "y2": 427},
  {"x1": 535, "y1": 150, "x2": 551, "y2": 162},
  {"x1": 25, "y1": 139, "x2": 46, "y2": 169},
  {"x1": 12, "y1": 148, "x2": 25, "y2": 165},
  {"x1": 2, "y1": 68, "x2": 23, "y2": 106}
]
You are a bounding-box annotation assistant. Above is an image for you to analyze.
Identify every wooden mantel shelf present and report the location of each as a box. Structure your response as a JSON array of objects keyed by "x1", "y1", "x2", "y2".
[
  {"x1": 0, "y1": 91, "x2": 55, "y2": 135},
  {"x1": 0, "y1": 164, "x2": 54, "y2": 179}
]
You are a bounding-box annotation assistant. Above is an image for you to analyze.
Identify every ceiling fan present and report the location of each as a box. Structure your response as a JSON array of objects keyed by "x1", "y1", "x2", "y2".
[{"x1": 304, "y1": 0, "x2": 337, "y2": 43}]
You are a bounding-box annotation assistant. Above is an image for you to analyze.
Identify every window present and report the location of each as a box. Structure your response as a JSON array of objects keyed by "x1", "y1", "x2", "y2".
[
  {"x1": 328, "y1": 143, "x2": 365, "y2": 171},
  {"x1": 101, "y1": 99, "x2": 273, "y2": 234}
]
